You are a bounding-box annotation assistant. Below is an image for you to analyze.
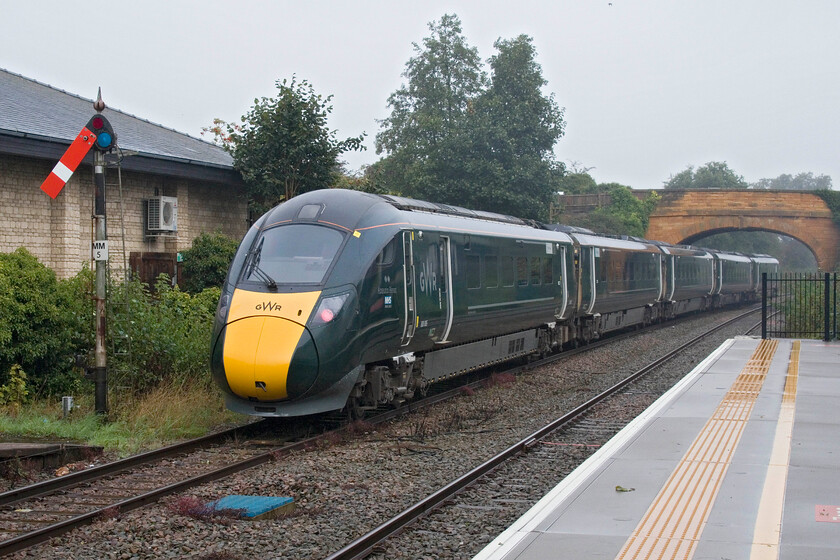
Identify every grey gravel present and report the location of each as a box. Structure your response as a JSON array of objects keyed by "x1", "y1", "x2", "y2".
[{"x1": 8, "y1": 310, "x2": 758, "y2": 560}]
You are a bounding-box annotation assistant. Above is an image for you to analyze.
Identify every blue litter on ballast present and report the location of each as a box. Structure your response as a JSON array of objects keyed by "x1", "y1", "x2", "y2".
[{"x1": 210, "y1": 495, "x2": 294, "y2": 518}]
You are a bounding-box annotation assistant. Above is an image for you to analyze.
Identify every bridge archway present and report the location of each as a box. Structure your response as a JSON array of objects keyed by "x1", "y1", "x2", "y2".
[{"x1": 645, "y1": 190, "x2": 839, "y2": 271}]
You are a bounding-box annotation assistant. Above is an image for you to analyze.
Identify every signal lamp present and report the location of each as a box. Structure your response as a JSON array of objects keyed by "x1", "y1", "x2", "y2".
[{"x1": 86, "y1": 114, "x2": 117, "y2": 152}]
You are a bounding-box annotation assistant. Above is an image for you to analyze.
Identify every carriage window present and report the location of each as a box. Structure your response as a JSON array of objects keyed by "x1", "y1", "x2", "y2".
[
  {"x1": 376, "y1": 238, "x2": 397, "y2": 266},
  {"x1": 542, "y1": 257, "x2": 553, "y2": 285},
  {"x1": 530, "y1": 258, "x2": 541, "y2": 285},
  {"x1": 517, "y1": 257, "x2": 529, "y2": 287},
  {"x1": 484, "y1": 256, "x2": 499, "y2": 288},
  {"x1": 502, "y1": 256, "x2": 515, "y2": 287},
  {"x1": 466, "y1": 255, "x2": 481, "y2": 289}
]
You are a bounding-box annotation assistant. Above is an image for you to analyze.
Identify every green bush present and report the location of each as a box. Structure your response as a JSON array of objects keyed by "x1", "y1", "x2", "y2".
[
  {"x1": 0, "y1": 249, "x2": 92, "y2": 397},
  {"x1": 108, "y1": 275, "x2": 219, "y2": 392},
  {"x1": 0, "y1": 364, "x2": 29, "y2": 405},
  {"x1": 179, "y1": 231, "x2": 239, "y2": 294},
  {"x1": 0, "y1": 249, "x2": 223, "y2": 400}
]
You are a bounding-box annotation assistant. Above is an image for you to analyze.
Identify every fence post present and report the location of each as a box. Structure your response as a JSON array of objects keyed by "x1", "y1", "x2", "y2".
[
  {"x1": 825, "y1": 272, "x2": 831, "y2": 342},
  {"x1": 761, "y1": 272, "x2": 767, "y2": 340}
]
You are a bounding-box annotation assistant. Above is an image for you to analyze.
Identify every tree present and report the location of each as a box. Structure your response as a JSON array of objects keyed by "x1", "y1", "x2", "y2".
[
  {"x1": 556, "y1": 172, "x2": 598, "y2": 194},
  {"x1": 459, "y1": 35, "x2": 566, "y2": 219},
  {"x1": 179, "y1": 232, "x2": 239, "y2": 294},
  {"x1": 376, "y1": 14, "x2": 485, "y2": 199},
  {"x1": 559, "y1": 183, "x2": 659, "y2": 237},
  {"x1": 752, "y1": 172, "x2": 833, "y2": 190},
  {"x1": 208, "y1": 78, "x2": 365, "y2": 213},
  {"x1": 663, "y1": 161, "x2": 747, "y2": 190},
  {"x1": 376, "y1": 16, "x2": 566, "y2": 220},
  {"x1": 662, "y1": 166, "x2": 695, "y2": 190}
]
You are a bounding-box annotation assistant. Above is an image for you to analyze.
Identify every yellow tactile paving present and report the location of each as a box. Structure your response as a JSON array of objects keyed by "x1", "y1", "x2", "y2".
[
  {"x1": 750, "y1": 340, "x2": 800, "y2": 559},
  {"x1": 616, "y1": 339, "x2": 779, "y2": 560}
]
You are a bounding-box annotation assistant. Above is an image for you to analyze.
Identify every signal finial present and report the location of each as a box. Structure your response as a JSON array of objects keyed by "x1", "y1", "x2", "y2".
[{"x1": 94, "y1": 87, "x2": 106, "y2": 112}]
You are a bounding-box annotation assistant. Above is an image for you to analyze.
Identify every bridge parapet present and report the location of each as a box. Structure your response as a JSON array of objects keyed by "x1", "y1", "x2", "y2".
[{"x1": 646, "y1": 190, "x2": 838, "y2": 271}]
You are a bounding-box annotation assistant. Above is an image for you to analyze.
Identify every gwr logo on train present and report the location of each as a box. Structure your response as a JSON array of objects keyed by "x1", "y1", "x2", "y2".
[{"x1": 417, "y1": 249, "x2": 439, "y2": 297}]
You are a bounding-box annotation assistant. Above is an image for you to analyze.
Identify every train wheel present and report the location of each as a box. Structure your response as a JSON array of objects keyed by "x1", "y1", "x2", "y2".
[{"x1": 344, "y1": 397, "x2": 364, "y2": 421}]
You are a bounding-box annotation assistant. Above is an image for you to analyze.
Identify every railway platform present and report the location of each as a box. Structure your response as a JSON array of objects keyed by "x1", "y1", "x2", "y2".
[{"x1": 473, "y1": 336, "x2": 840, "y2": 560}]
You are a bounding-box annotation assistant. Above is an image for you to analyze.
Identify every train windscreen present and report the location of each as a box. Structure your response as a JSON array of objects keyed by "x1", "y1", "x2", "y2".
[{"x1": 244, "y1": 224, "x2": 344, "y2": 285}]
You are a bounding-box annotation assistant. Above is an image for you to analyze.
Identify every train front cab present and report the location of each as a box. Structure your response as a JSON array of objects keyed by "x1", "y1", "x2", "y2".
[
  {"x1": 211, "y1": 190, "x2": 407, "y2": 417},
  {"x1": 211, "y1": 218, "x2": 359, "y2": 416}
]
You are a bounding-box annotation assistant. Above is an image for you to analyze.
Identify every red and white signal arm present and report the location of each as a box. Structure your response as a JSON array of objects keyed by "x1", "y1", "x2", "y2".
[
  {"x1": 41, "y1": 127, "x2": 97, "y2": 198},
  {"x1": 40, "y1": 114, "x2": 117, "y2": 199}
]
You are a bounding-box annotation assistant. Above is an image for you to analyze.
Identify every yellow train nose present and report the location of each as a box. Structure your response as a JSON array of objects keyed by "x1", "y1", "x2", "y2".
[{"x1": 222, "y1": 316, "x2": 318, "y2": 401}]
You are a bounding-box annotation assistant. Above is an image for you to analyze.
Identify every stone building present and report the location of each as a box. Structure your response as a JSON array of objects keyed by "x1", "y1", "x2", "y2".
[{"x1": 0, "y1": 68, "x2": 248, "y2": 283}]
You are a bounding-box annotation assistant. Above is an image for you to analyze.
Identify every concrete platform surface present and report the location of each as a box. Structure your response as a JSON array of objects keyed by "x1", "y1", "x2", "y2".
[{"x1": 473, "y1": 337, "x2": 840, "y2": 560}]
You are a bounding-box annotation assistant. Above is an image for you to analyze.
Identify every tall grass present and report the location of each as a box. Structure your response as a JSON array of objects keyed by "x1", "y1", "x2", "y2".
[{"x1": 0, "y1": 380, "x2": 241, "y2": 455}]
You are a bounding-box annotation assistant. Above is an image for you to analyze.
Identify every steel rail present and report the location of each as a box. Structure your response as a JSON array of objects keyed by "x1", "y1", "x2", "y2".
[
  {"x1": 323, "y1": 308, "x2": 758, "y2": 560},
  {"x1": 0, "y1": 427, "x2": 324, "y2": 556},
  {"x1": 0, "y1": 421, "x2": 270, "y2": 508},
  {"x1": 0, "y1": 307, "x2": 757, "y2": 557}
]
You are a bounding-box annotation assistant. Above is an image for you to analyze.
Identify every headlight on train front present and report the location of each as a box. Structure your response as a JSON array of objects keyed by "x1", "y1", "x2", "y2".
[
  {"x1": 310, "y1": 293, "x2": 350, "y2": 326},
  {"x1": 214, "y1": 282, "x2": 235, "y2": 332}
]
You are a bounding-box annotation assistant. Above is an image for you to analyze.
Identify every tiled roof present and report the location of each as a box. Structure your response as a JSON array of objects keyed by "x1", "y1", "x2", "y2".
[{"x1": 0, "y1": 67, "x2": 233, "y2": 170}]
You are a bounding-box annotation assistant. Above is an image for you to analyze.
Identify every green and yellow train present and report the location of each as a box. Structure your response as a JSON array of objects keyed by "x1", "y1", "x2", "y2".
[{"x1": 211, "y1": 189, "x2": 778, "y2": 417}]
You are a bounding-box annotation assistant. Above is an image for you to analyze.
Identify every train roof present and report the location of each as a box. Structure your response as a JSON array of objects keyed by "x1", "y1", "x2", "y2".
[
  {"x1": 378, "y1": 194, "x2": 534, "y2": 227},
  {"x1": 544, "y1": 224, "x2": 595, "y2": 234},
  {"x1": 713, "y1": 251, "x2": 752, "y2": 263},
  {"x1": 262, "y1": 189, "x2": 574, "y2": 244},
  {"x1": 658, "y1": 245, "x2": 714, "y2": 258},
  {"x1": 569, "y1": 232, "x2": 660, "y2": 251},
  {"x1": 749, "y1": 254, "x2": 780, "y2": 264}
]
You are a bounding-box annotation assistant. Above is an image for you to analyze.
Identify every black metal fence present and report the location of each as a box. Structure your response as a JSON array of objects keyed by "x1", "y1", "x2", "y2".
[{"x1": 762, "y1": 272, "x2": 838, "y2": 341}]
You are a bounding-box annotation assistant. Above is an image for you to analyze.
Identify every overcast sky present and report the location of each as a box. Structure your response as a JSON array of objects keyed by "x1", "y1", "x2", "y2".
[{"x1": 2, "y1": 0, "x2": 838, "y2": 189}]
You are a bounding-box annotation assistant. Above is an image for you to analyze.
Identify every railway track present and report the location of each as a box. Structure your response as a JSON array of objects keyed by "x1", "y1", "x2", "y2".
[
  {"x1": 0, "y1": 308, "x2": 758, "y2": 558},
  {"x1": 323, "y1": 307, "x2": 759, "y2": 560},
  {"x1": 0, "y1": 419, "x2": 320, "y2": 555}
]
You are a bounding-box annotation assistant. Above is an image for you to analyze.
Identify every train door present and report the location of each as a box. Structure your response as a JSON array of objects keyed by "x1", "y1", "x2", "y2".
[
  {"x1": 579, "y1": 246, "x2": 596, "y2": 314},
  {"x1": 411, "y1": 232, "x2": 452, "y2": 344},
  {"x1": 438, "y1": 236, "x2": 454, "y2": 343},
  {"x1": 663, "y1": 253, "x2": 674, "y2": 301},
  {"x1": 400, "y1": 231, "x2": 417, "y2": 346},
  {"x1": 555, "y1": 245, "x2": 570, "y2": 319}
]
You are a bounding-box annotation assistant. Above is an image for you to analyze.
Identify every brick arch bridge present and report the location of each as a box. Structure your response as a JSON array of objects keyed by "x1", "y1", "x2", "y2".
[{"x1": 645, "y1": 190, "x2": 839, "y2": 271}]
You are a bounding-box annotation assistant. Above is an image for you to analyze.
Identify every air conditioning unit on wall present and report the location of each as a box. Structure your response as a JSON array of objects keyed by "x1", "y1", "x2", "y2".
[{"x1": 146, "y1": 196, "x2": 178, "y2": 233}]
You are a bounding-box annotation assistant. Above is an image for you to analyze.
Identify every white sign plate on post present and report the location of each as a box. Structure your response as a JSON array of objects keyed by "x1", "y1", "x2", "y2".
[{"x1": 92, "y1": 240, "x2": 109, "y2": 261}]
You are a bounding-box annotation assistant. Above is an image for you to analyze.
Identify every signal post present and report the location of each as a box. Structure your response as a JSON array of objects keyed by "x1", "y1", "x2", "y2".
[
  {"x1": 40, "y1": 90, "x2": 117, "y2": 415},
  {"x1": 90, "y1": 97, "x2": 116, "y2": 415},
  {"x1": 93, "y1": 147, "x2": 107, "y2": 414}
]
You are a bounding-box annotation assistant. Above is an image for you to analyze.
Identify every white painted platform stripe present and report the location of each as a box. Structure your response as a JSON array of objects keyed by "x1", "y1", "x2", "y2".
[
  {"x1": 750, "y1": 340, "x2": 800, "y2": 559},
  {"x1": 616, "y1": 338, "x2": 779, "y2": 560}
]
